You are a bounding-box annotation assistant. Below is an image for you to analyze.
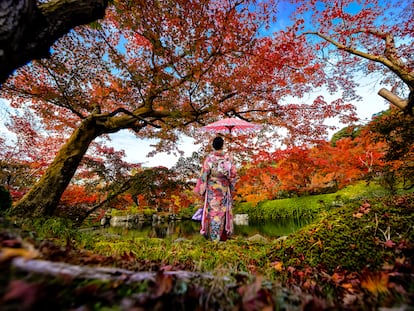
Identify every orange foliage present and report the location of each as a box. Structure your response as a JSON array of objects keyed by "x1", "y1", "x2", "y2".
[
  {"x1": 60, "y1": 185, "x2": 98, "y2": 206},
  {"x1": 237, "y1": 128, "x2": 387, "y2": 200}
]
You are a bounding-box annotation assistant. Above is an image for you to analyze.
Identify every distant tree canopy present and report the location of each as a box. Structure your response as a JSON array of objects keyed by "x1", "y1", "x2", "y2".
[{"x1": 330, "y1": 125, "x2": 361, "y2": 147}]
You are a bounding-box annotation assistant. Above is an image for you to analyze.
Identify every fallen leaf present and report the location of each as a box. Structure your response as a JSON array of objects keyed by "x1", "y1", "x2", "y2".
[
  {"x1": 395, "y1": 256, "x2": 406, "y2": 265},
  {"x1": 331, "y1": 272, "x2": 345, "y2": 284},
  {"x1": 154, "y1": 271, "x2": 173, "y2": 297},
  {"x1": 384, "y1": 239, "x2": 396, "y2": 248},
  {"x1": 382, "y1": 262, "x2": 394, "y2": 271},
  {"x1": 341, "y1": 282, "x2": 354, "y2": 291},
  {"x1": 3, "y1": 280, "x2": 41, "y2": 309},
  {"x1": 361, "y1": 272, "x2": 389, "y2": 295},
  {"x1": 272, "y1": 261, "x2": 283, "y2": 272},
  {"x1": 0, "y1": 247, "x2": 40, "y2": 262}
]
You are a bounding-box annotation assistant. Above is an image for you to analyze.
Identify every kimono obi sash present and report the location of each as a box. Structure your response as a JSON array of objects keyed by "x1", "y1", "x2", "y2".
[{"x1": 208, "y1": 176, "x2": 230, "y2": 187}]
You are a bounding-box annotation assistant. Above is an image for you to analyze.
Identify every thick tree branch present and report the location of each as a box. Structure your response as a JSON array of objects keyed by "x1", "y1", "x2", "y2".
[
  {"x1": 378, "y1": 88, "x2": 412, "y2": 114},
  {"x1": 305, "y1": 31, "x2": 386, "y2": 64},
  {"x1": 303, "y1": 31, "x2": 414, "y2": 86},
  {"x1": 94, "y1": 107, "x2": 165, "y2": 130},
  {"x1": 304, "y1": 30, "x2": 414, "y2": 113},
  {"x1": 0, "y1": 0, "x2": 108, "y2": 84}
]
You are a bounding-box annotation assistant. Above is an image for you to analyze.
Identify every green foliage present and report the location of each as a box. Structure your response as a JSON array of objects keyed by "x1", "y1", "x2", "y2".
[
  {"x1": 0, "y1": 185, "x2": 12, "y2": 214},
  {"x1": 177, "y1": 204, "x2": 199, "y2": 219},
  {"x1": 20, "y1": 217, "x2": 79, "y2": 243},
  {"x1": 233, "y1": 201, "x2": 255, "y2": 214},
  {"x1": 267, "y1": 193, "x2": 414, "y2": 272},
  {"x1": 78, "y1": 230, "x2": 272, "y2": 274},
  {"x1": 330, "y1": 124, "x2": 361, "y2": 146},
  {"x1": 251, "y1": 196, "x2": 325, "y2": 220},
  {"x1": 110, "y1": 205, "x2": 155, "y2": 217},
  {"x1": 335, "y1": 180, "x2": 391, "y2": 199},
  {"x1": 369, "y1": 109, "x2": 414, "y2": 192}
]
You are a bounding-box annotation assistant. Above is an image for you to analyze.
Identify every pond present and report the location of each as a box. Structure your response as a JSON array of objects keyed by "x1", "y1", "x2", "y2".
[{"x1": 93, "y1": 217, "x2": 313, "y2": 240}]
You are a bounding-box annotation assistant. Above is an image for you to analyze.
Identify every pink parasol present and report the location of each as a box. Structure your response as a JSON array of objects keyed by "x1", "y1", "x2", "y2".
[{"x1": 202, "y1": 117, "x2": 261, "y2": 135}]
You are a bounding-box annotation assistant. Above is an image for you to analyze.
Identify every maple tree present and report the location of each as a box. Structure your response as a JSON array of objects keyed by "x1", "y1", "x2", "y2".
[
  {"x1": 289, "y1": 0, "x2": 414, "y2": 113},
  {"x1": 310, "y1": 135, "x2": 386, "y2": 187},
  {"x1": 368, "y1": 108, "x2": 414, "y2": 192},
  {"x1": 122, "y1": 166, "x2": 186, "y2": 212},
  {"x1": 0, "y1": 110, "x2": 55, "y2": 200},
  {"x1": 236, "y1": 124, "x2": 387, "y2": 200},
  {"x1": 55, "y1": 146, "x2": 141, "y2": 223},
  {"x1": 172, "y1": 152, "x2": 202, "y2": 185},
  {"x1": 0, "y1": 0, "x2": 109, "y2": 84},
  {"x1": 1, "y1": 0, "x2": 357, "y2": 218},
  {"x1": 235, "y1": 162, "x2": 280, "y2": 204}
]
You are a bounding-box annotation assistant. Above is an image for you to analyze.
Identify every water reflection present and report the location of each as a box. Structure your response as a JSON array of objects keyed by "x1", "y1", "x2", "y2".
[
  {"x1": 236, "y1": 218, "x2": 313, "y2": 238},
  {"x1": 98, "y1": 217, "x2": 313, "y2": 239}
]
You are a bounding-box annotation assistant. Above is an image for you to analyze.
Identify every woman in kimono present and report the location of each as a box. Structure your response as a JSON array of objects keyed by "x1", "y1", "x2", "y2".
[{"x1": 195, "y1": 136, "x2": 237, "y2": 241}]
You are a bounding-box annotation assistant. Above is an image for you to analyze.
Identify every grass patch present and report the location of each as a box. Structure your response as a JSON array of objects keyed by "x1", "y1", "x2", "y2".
[
  {"x1": 18, "y1": 217, "x2": 80, "y2": 245},
  {"x1": 78, "y1": 231, "x2": 275, "y2": 275},
  {"x1": 234, "y1": 181, "x2": 392, "y2": 222}
]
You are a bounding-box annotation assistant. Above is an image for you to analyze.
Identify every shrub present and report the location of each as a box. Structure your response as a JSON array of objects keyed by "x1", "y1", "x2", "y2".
[
  {"x1": 267, "y1": 193, "x2": 414, "y2": 272},
  {"x1": 0, "y1": 185, "x2": 12, "y2": 214},
  {"x1": 19, "y1": 217, "x2": 79, "y2": 244},
  {"x1": 110, "y1": 205, "x2": 155, "y2": 216}
]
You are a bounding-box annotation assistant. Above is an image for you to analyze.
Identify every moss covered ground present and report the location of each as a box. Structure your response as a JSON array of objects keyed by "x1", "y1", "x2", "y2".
[{"x1": 0, "y1": 183, "x2": 413, "y2": 310}]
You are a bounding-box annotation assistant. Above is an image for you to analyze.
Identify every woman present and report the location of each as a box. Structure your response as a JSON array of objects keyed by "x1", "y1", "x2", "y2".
[{"x1": 195, "y1": 136, "x2": 237, "y2": 241}]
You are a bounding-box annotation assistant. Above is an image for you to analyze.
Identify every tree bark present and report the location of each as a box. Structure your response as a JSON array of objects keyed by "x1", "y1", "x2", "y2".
[
  {"x1": 378, "y1": 88, "x2": 411, "y2": 113},
  {"x1": 9, "y1": 117, "x2": 103, "y2": 217},
  {"x1": 0, "y1": 0, "x2": 108, "y2": 85},
  {"x1": 11, "y1": 256, "x2": 203, "y2": 283},
  {"x1": 304, "y1": 31, "x2": 414, "y2": 115},
  {"x1": 9, "y1": 106, "x2": 154, "y2": 218}
]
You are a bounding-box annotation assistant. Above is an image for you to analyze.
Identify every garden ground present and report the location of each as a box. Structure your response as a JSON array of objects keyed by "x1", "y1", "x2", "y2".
[{"x1": 0, "y1": 186, "x2": 413, "y2": 310}]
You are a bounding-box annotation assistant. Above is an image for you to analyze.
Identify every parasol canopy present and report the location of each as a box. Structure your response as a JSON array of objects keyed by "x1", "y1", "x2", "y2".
[{"x1": 202, "y1": 117, "x2": 261, "y2": 135}]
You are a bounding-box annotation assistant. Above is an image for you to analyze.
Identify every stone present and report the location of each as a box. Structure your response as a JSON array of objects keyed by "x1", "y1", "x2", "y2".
[
  {"x1": 247, "y1": 234, "x2": 268, "y2": 243},
  {"x1": 234, "y1": 213, "x2": 249, "y2": 225}
]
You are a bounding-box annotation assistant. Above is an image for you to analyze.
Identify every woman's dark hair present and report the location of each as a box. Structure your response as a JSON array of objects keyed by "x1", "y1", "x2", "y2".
[{"x1": 212, "y1": 136, "x2": 224, "y2": 150}]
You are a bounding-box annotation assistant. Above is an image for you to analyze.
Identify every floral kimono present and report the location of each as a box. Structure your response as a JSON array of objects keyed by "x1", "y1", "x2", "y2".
[{"x1": 196, "y1": 150, "x2": 237, "y2": 241}]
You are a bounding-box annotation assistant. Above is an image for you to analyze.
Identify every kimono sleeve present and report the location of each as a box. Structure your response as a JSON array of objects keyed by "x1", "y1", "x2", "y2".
[
  {"x1": 194, "y1": 155, "x2": 211, "y2": 196},
  {"x1": 229, "y1": 158, "x2": 237, "y2": 193}
]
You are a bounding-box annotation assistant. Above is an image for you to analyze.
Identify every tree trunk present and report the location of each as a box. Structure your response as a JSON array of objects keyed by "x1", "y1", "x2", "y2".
[
  {"x1": 10, "y1": 117, "x2": 102, "y2": 217},
  {"x1": 0, "y1": 0, "x2": 108, "y2": 84}
]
